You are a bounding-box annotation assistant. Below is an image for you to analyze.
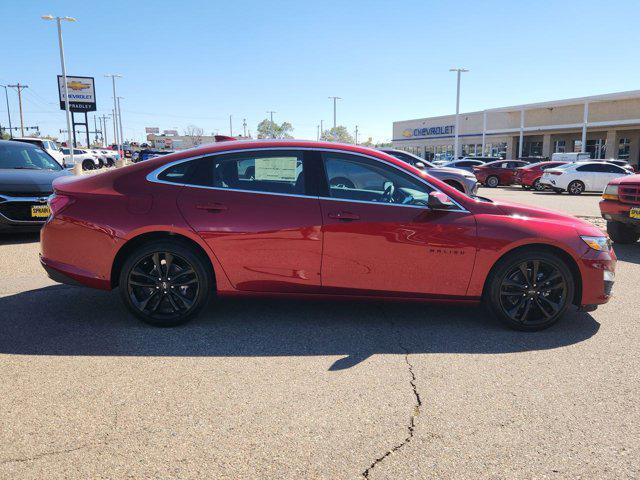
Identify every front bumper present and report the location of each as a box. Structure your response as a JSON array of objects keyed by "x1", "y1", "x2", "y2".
[
  {"x1": 0, "y1": 195, "x2": 50, "y2": 232},
  {"x1": 600, "y1": 199, "x2": 640, "y2": 227},
  {"x1": 578, "y1": 248, "x2": 616, "y2": 306}
]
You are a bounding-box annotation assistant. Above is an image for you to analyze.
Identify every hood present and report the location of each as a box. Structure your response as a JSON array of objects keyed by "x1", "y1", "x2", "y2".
[
  {"x1": 608, "y1": 173, "x2": 640, "y2": 185},
  {"x1": 0, "y1": 168, "x2": 72, "y2": 194},
  {"x1": 493, "y1": 199, "x2": 603, "y2": 235},
  {"x1": 429, "y1": 166, "x2": 475, "y2": 177}
]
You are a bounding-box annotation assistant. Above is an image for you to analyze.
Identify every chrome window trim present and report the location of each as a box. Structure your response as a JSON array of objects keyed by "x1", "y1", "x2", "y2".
[{"x1": 145, "y1": 147, "x2": 470, "y2": 213}]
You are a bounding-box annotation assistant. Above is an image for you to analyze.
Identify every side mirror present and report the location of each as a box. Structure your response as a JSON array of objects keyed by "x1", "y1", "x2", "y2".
[
  {"x1": 428, "y1": 191, "x2": 456, "y2": 210},
  {"x1": 414, "y1": 161, "x2": 427, "y2": 170}
]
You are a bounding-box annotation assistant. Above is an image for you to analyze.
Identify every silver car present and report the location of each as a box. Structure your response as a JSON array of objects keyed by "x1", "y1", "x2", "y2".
[{"x1": 380, "y1": 149, "x2": 479, "y2": 195}]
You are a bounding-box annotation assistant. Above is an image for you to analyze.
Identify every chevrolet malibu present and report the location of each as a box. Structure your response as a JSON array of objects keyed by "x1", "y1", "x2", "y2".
[{"x1": 40, "y1": 140, "x2": 615, "y2": 330}]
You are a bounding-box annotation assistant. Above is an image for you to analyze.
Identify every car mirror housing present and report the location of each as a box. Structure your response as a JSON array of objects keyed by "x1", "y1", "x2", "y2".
[{"x1": 428, "y1": 191, "x2": 456, "y2": 209}]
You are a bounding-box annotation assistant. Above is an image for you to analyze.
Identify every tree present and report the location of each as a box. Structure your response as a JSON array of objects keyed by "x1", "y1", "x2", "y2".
[
  {"x1": 321, "y1": 126, "x2": 354, "y2": 144},
  {"x1": 184, "y1": 125, "x2": 204, "y2": 146},
  {"x1": 360, "y1": 137, "x2": 374, "y2": 147},
  {"x1": 256, "y1": 119, "x2": 293, "y2": 139}
]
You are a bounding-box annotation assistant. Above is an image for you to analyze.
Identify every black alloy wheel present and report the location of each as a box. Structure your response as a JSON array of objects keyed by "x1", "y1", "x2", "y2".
[
  {"x1": 120, "y1": 241, "x2": 212, "y2": 326},
  {"x1": 486, "y1": 250, "x2": 574, "y2": 330}
]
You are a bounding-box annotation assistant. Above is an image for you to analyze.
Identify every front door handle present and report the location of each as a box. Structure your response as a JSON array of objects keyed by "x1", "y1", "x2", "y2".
[
  {"x1": 328, "y1": 211, "x2": 360, "y2": 221},
  {"x1": 196, "y1": 203, "x2": 228, "y2": 212}
]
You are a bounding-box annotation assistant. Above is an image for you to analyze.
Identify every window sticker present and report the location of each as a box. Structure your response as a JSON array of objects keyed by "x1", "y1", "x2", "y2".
[{"x1": 254, "y1": 157, "x2": 298, "y2": 182}]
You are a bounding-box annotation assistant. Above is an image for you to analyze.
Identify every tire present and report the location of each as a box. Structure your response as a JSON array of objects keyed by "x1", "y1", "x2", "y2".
[
  {"x1": 567, "y1": 180, "x2": 585, "y2": 195},
  {"x1": 485, "y1": 175, "x2": 499, "y2": 188},
  {"x1": 607, "y1": 221, "x2": 640, "y2": 244},
  {"x1": 485, "y1": 249, "x2": 574, "y2": 331},
  {"x1": 106, "y1": 158, "x2": 115, "y2": 168},
  {"x1": 521, "y1": 185, "x2": 531, "y2": 191},
  {"x1": 329, "y1": 177, "x2": 355, "y2": 189},
  {"x1": 97, "y1": 158, "x2": 105, "y2": 169},
  {"x1": 444, "y1": 180, "x2": 465, "y2": 193},
  {"x1": 533, "y1": 178, "x2": 545, "y2": 191},
  {"x1": 82, "y1": 160, "x2": 94, "y2": 171},
  {"x1": 119, "y1": 240, "x2": 213, "y2": 327}
]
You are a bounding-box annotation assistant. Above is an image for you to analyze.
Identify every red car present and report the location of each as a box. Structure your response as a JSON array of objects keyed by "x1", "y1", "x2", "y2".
[
  {"x1": 40, "y1": 140, "x2": 615, "y2": 331},
  {"x1": 514, "y1": 161, "x2": 568, "y2": 191},
  {"x1": 600, "y1": 173, "x2": 640, "y2": 244},
  {"x1": 474, "y1": 160, "x2": 529, "y2": 187}
]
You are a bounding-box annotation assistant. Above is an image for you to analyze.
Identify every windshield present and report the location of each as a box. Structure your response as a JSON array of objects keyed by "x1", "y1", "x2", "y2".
[{"x1": 0, "y1": 143, "x2": 62, "y2": 170}]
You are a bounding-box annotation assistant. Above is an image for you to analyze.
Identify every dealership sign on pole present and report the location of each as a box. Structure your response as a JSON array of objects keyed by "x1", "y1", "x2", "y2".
[{"x1": 57, "y1": 75, "x2": 96, "y2": 112}]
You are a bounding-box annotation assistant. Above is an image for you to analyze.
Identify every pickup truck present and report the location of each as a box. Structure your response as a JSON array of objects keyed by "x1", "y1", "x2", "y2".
[{"x1": 600, "y1": 173, "x2": 640, "y2": 243}]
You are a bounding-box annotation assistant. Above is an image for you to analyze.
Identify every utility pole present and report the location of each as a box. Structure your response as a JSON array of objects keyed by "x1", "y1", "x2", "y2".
[
  {"x1": 100, "y1": 114, "x2": 109, "y2": 146},
  {"x1": 320, "y1": 120, "x2": 324, "y2": 139},
  {"x1": 355, "y1": 125, "x2": 358, "y2": 145},
  {"x1": 0, "y1": 85, "x2": 13, "y2": 138},
  {"x1": 242, "y1": 118, "x2": 247, "y2": 137},
  {"x1": 266, "y1": 111, "x2": 276, "y2": 138},
  {"x1": 8, "y1": 83, "x2": 28, "y2": 137},
  {"x1": 229, "y1": 115, "x2": 233, "y2": 136},
  {"x1": 328, "y1": 96, "x2": 341, "y2": 128},
  {"x1": 316, "y1": 125, "x2": 320, "y2": 141},
  {"x1": 105, "y1": 74, "x2": 122, "y2": 161},
  {"x1": 111, "y1": 110, "x2": 118, "y2": 148},
  {"x1": 449, "y1": 68, "x2": 469, "y2": 159}
]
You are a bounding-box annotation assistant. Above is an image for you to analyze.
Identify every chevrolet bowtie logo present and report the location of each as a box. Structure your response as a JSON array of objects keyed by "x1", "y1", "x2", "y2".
[{"x1": 66, "y1": 81, "x2": 91, "y2": 91}]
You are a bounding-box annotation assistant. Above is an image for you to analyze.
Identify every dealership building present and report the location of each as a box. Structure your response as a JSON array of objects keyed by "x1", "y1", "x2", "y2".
[{"x1": 392, "y1": 90, "x2": 640, "y2": 166}]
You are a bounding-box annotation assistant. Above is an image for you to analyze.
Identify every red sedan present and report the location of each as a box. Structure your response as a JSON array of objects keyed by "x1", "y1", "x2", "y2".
[
  {"x1": 514, "y1": 161, "x2": 568, "y2": 191},
  {"x1": 40, "y1": 140, "x2": 615, "y2": 331},
  {"x1": 474, "y1": 160, "x2": 529, "y2": 187}
]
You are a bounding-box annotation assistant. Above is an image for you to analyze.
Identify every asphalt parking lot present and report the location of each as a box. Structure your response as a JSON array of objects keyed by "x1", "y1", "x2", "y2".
[{"x1": 1, "y1": 187, "x2": 638, "y2": 479}]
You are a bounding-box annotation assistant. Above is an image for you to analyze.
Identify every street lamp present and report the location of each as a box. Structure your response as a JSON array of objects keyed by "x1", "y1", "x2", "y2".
[
  {"x1": 449, "y1": 68, "x2": 468, "y2": 159},
  {"x1": 42, "y1": 14, "x2": 77, "y2": 171},
  {"x1": 0, "y1": 85, "x2": 12, "y2": 138},
  {"x1": 104, "y1": 74, "x2": 122, "y2": 164},
  {"x1": 117, "y1": 96, "x2": 125, "y2": 153}
]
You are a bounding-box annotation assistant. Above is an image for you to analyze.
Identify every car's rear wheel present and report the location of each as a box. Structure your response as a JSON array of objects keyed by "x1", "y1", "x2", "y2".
[
  {"x1": 486, "y1": 249, "x2": 574, "y2": 331},
  {"x1": 82, "y1": 160, "x2": 94, "y2": 171},
  {"x1": 533, "y1": 178, "x2": 545, "y2": 191},
  {"x1": 119, "y1": 241, "x2": 213, "y2": 327},
  {"x1": 607, "y1": 221, "x2": 640, "y2": 244},
  {"x1": 568, "y1": 180, "x2": 585, "y2": 195},
  {"x1": 485, "y1": 175, "x2": 500, "y2": 188}
]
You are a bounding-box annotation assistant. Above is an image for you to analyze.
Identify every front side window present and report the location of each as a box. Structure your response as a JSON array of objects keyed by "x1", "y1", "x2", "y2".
[
  {"x1": 618, "y1": 138, "x2": 630, "y2": 160},
  {"x1": 323, "y1": 153, "x2": 433, "y2": 206},
  {"x1": 188, "y1": 150, "x2": 306, "y2": 196}
]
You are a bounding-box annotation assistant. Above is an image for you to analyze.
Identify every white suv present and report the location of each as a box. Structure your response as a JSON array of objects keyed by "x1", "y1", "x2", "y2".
[
  {"x1": 541, "y1": 161, "x2": 631, "y2": 194},
  {"x1": 12, "y1": 137, "x2": 65, "y2": 165},
  {"x1": 60, "y1": 148, "x2": 101, "y2": 170}
]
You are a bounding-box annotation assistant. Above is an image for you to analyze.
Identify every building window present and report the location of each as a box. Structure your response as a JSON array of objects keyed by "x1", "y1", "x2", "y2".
[
  {"x1": 573, "y1": 140, "x2": 583, "y2": 152},
  {"x1": 618, "y1": 138, "x2": 630, "y2": 160},
  {"x1": 486, "y1": 142, "x2": 507, "y2": 159},
  {"x1": 553, "y1": 140, "x2": 566, "y2": 153},
  {"x1": 586, "y1": 139, "x2": 606, "y2": 159}
]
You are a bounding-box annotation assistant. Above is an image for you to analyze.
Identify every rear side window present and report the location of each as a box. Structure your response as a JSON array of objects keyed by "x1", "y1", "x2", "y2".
[
  {"x1": 158, "y1": 161, "x2": 194, "y2": 183},
  {"x1": 577, "y1": 164, "x2": 600, "y2": 172},
  {"x1": 188, "y1": 150, "x2": 307, "y2": 196}
]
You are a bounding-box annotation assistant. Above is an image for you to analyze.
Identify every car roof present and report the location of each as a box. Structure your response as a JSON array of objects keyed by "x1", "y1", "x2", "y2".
[{"x1": 0, "y1": 139, "x2": 40, "y2": 148}]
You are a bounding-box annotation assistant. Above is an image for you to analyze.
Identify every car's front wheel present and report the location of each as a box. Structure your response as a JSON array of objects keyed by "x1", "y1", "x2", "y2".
[
  {"x1": 485, "y1": 249, "x2": 574, "y2": 331},
  {"x1": 119, "y1": 241, "x2": 213, "y2": 327},
  {"x1": 607, "y1": 221, "x2": 640, "y2": 244}
]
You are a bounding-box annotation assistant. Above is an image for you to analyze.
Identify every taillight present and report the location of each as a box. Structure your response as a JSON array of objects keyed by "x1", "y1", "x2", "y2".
[{"x1": 48, "y1": 194, "x2": 74, "y2": 216}]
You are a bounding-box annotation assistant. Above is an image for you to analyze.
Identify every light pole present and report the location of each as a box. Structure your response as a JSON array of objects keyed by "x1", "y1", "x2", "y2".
[
  {"x1": 328, "y1": 97, "x2": 341, "y2": 128},
  {"x1": 105, "y1": 74, "x2": 122, "y2": 163},
  {"x1": 266, "y1": 111, "x2": 276, "y2": 137},
  {"x1": 117, "y1": 96, "x2": 125, "y2": 153},
  {"x1": 42, "y1": 15, "x2": 76, "y2": 171},
  {"x1": 0, "y1": 85, "x2": 12, "y2": 138},
  {"x1": 229, "y1": 115, "x2": 233, "y2": 136},
  {"x1": 449, "y1": 68, "x2": 468, "y2": 159}
]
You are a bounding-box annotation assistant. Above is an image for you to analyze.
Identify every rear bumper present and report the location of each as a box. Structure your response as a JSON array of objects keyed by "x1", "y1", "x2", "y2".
[{"x1": 40, "y1": 254, "x2": 111, "y2": 290}]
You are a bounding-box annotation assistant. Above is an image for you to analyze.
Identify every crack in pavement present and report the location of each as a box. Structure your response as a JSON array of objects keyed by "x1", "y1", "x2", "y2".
[
  {"x1": 1, "y1": 405, "x2": 121, "y2": 466},
  {"x1": 362, "y1": 306, "x2": 423, "y2": 479}
]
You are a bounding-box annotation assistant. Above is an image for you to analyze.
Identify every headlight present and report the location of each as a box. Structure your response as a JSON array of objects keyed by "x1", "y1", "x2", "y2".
[
  {"x1": 580, "y1": 235, "x2": 611, "y2": 251},
  {"x1": 602, "y1": 184, "x2": 619, "y2": 200}
]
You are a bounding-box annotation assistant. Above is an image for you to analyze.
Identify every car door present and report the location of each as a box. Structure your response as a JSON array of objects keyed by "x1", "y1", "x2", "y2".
[
  {"x1": 598, "y1": 164, "x2": 628, "y2": 190},
  {"x1": 318, "y1": 151, "x2": 477, "y2": 297},
  {"x1": 175, "y1": 149, "x2": 323, "y2": 293}
]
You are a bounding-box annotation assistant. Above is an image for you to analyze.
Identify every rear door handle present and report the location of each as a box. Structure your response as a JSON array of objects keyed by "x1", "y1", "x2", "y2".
[
  {"x1": 328, "y1": 211, "x2": 360, "y2": 221},
  {"x1": 196, "y1": 203, "x2": 228, "y2": 212}
]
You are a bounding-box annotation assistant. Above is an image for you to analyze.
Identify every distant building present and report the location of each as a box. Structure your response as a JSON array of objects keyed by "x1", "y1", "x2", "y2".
[
  {"x1": 146, "y1": 133, "x2": 252, "y2": 150},
  {"x1": 392, "y1": 90, "x2": 640, "y2": 165}
]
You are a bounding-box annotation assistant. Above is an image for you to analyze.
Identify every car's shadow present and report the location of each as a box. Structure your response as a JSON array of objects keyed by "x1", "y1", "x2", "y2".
[
  {"x1": 613, "y1": 243, "x2": 640, "y2": 265},
  {"x1": 0, "y1": 285, "x2": 600, "y2": 370},
  {"x1": 0, "y1": 232, "x2": 40, "y2": 246}
]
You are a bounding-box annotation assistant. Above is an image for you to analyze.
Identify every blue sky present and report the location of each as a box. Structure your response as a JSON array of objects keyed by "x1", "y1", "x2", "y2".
[{"x1": 2, "y1": 0, "x2": 640, "y2": 143}]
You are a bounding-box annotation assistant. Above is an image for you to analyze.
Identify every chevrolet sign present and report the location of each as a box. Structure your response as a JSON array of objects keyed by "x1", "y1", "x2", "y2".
[{"x1": 402, "y1": 125, "x2": 455, "y2": 138}]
